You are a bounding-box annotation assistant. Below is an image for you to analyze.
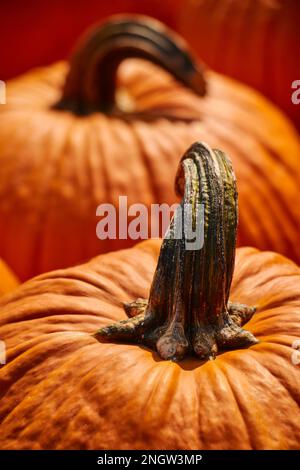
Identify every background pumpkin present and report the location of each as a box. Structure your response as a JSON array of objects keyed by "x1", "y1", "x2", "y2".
[
  {"x1": 0, "y1": 260, "x2": 18, "y2": 297},
  {"x1": 178, "y1": 0, "x2": 300, "y2": 130},
  {"x1": 0, "y1": 240, "x2": 299, "y2": 449},
  {"x1": 1, "y1": 16, "x2": 300, "y2": 282}
]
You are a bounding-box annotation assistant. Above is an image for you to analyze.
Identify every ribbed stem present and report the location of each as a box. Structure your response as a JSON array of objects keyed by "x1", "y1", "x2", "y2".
[
  {"x1": 56, "y1": 15, "x2": 206, "y2": 114},
  {"x1": 95, "y1": 142, "x2": 258, "y2": 361}
]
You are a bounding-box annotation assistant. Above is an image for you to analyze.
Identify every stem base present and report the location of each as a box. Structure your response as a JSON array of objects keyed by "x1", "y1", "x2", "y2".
[{"x1": 95, "y1": 299, "x2": 258, "y2": 361}]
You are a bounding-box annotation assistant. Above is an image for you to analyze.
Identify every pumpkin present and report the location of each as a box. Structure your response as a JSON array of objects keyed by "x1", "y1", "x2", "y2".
[
  {"x1": 178, "y1": 0, "x2": 300, "y2": 129},
  {"x1": 0, "y1": 142, "x2": 299, "y2": 450},
  {"x1": 1, "y1": 15, "x2": 300, "y2": 282},
  {"x1": 0, "y1": 260, "x2": 18, "y2": 297},
  {"x1": 1, "y1": 0, "x2": 182, "y2": 80}
]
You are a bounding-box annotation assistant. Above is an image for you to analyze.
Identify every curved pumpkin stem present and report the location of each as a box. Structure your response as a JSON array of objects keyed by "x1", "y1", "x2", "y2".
[
  {"x1": 57, "y1": 15, "x2": 206, "y2": 114},
  {"x1": 95, "y1": 142, "x2": 258, "y2": 361}
]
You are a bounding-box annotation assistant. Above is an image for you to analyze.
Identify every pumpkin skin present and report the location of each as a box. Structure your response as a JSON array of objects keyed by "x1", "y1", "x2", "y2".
[
  {"x1": 179, "y1": 0, "x2": 300, "y2": 129},
  {"x1": 0, "y1": 260, "x2": 18, "y2": 297},
  {"x1": 0, "y1": 240, "x2": 299, "y2": 450},
  {"x1": 1, "y1": 17, "x2": 300, "y2": 282}
]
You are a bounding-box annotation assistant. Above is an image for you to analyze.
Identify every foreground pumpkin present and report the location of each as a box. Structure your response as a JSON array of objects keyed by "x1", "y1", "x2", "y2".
[
  {"x1": 1, "y1": 16, "x2": 300, "y2": 282},
  {"x1": 0, "y1": 260, "x2": 18, "y2": 297},
  {"x1": 179, "y1": 0, "x2": 300, "y2": 129},
  {"x1": 0, "y1": 142, "x2": 299, "y2": 450}
]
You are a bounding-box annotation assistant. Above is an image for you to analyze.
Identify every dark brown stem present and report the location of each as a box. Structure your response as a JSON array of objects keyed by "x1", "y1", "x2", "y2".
[
  {"x1": 95, "y1": 142, "x2": 258, "y2": 361},
  {"x1": 56, "y1": 15, "x2": 206, "y2": 114}
]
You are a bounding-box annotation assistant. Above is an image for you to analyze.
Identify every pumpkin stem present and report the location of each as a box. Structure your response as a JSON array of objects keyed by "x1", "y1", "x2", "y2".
[
  {"x1": 95, "y1": 142, "x2": 258, "y2": 361},
  {"x1": 57, "y1": 15, "x2": 206, "y2": 114}
]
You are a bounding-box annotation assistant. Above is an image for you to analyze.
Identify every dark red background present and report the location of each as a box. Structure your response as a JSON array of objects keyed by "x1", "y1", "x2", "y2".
[{"x1": 1, "y1": 0, "x2": 182, "y2": 80}]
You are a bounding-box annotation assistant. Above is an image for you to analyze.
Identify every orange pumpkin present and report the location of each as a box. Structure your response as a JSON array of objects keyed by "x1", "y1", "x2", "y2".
[
  {"x1": 179, "y1": 0, "x2": 300, "y2": 129},
  {"x1": 0, "y1": 142, "x2": 299, "y2": 450},
  {"x1": 0, "y1": 259, "x2": 18, "y2": 297},
  {"x1": 1, "y1": 15, "x2": 300, "y2": 282}
]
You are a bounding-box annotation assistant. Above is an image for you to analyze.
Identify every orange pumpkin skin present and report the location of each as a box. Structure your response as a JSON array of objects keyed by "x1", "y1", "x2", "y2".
[
  {"x1": 0, "y1": 240, "x2": 299, "y2": 450},
  {"x1": 179, "y1": 0, "x2": 300, "y2": 129},
  {"x1": 0, "y1": 259, "x2": 18, "y2": 297},
  {"x1": 1, "y1": 19, "x2": 300, "y2": 282}
]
